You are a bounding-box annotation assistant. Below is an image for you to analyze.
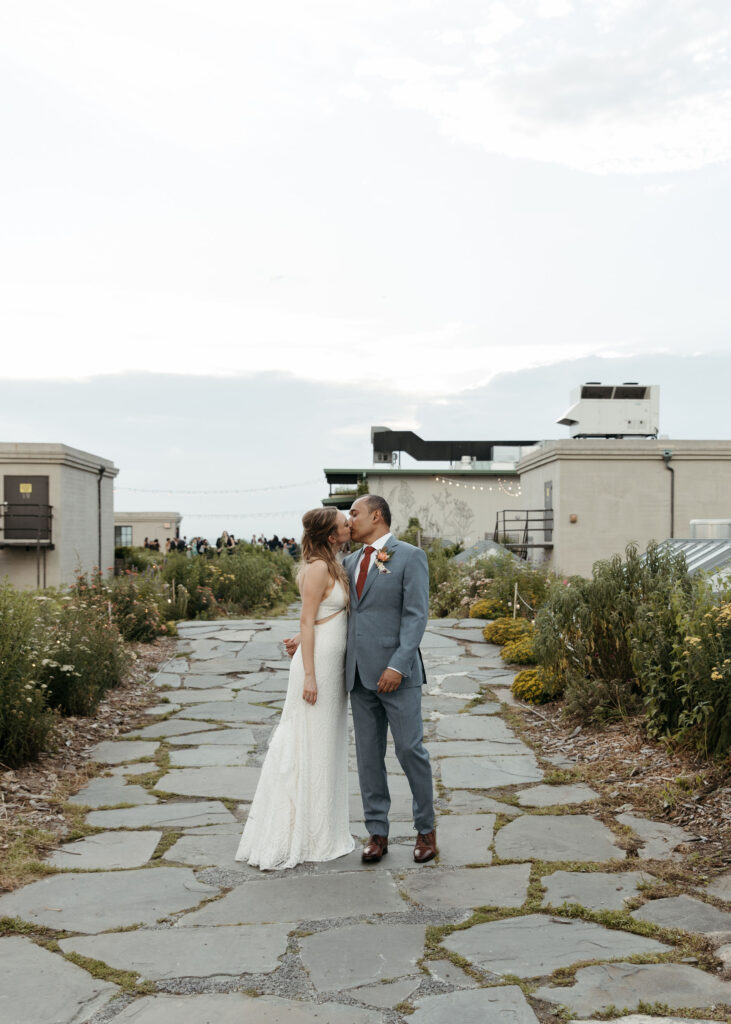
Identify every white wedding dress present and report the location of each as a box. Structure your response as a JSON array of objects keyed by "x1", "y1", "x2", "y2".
[{"x1": 235, "y1": 579, "x2": 354, "y2": 870}]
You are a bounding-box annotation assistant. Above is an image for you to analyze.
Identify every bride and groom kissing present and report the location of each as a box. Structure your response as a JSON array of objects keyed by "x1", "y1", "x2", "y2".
[{"x1": 236, "y1": 495, "x2": 437, "y2": 871}]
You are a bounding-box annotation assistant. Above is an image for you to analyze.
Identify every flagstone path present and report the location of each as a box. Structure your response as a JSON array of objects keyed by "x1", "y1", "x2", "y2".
[{"x1": 1, "y1": 614, "x2": 729, "y2": 1024}]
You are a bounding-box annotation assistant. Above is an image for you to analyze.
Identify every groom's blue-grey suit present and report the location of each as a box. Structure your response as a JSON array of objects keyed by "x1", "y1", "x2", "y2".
[{"x1": 344, "y1": 538, "x2": 434, "y2": 837}]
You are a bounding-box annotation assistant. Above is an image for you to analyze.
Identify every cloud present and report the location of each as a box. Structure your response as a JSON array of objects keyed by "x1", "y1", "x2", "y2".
[{"x1": 358, "y1": 1, "x2": 731, "y2": 174}]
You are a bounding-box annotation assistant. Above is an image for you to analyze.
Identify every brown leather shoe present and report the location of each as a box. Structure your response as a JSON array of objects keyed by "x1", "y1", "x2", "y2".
[
  {"x1": 361, "y1": 835, "x2": 388, "y2": 862},
  {"x1": 413, "y1": 829, "x2": 437, "y2": 863}
]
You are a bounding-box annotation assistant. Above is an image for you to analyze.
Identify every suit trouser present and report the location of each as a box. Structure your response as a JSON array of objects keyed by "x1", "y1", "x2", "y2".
[{"x1": 350, "y1": 671, "x2": 434, "y2": 836}]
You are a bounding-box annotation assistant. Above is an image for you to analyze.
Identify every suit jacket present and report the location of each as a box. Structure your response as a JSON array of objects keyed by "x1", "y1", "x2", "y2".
[{"x1": 344, "y1": 538, "x2": 429, "y2": 692}]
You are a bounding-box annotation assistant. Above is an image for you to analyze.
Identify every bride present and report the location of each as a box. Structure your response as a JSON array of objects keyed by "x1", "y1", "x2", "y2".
[{"x1": 235, "y1": 508, "x2": 355, "y2": 870}]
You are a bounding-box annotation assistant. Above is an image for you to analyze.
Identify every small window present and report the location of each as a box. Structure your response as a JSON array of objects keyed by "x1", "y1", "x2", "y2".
[{"x1": 115, "y1": 525, "x2": 133, "y2": 546}]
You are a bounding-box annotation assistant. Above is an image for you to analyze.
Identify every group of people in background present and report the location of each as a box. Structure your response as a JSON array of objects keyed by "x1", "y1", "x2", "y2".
[
  {"x1": 251, "y1": 534, "x2": 300, "y2": 557},
  {"x1": 143, "y1": 532, "x2": 300, "y2": 558}
]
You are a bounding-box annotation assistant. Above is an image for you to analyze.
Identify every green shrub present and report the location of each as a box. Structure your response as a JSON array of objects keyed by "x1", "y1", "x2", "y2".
[
  {"x1": 482, "y1": 617, "x2": 532, "y2": 645},
  {"x1": 501, "y1": 634, "x2": 537, "y2": 665},
  {"x1": 670, "y1": 599, "x2": 731, "y2": 756},
  {"x1": 534, "y1": 542, "x2": 695, "y2": 725},
  {"x1": 109, "y1": 571, "x2": 169, "y2": 642},
  {"x1": 469, "y1": 597, "x2": 508, "y2": 619},
  {"x1": 0, "y1": 584, "x2": 55, "y2": 768},
  {"x1": 38, "y1": 596, "x2": 129, "y2": 717}
]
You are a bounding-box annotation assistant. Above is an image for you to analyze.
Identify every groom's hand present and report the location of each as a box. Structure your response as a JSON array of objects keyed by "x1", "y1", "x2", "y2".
[
  {"x1": 284, "y1": 633, "x2": 301, "y2": 658},
  {"x1": 377, "y1": 668, "x2": 402, "y2": 693}
]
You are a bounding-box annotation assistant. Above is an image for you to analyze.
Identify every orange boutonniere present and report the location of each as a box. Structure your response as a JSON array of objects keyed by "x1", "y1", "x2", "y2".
[{"x1": 375, "y1": 549, "x2": 392, "y2": 574}]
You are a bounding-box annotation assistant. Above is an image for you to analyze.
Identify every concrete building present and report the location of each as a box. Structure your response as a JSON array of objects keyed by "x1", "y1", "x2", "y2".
[
  {"x1": 322, "y1": 403, "x2": 731, "y2": 578},
  {"x1": 113, "y1": 511, "x2": 182, "y2": 549},
  {"x1": 0, "y1": 443, "x2": 118, "y2": 589},
  {"x1": 324, "y1": 467, "x2": 522, "y2": 548},
  {"x1": 516, "y1": 439, "x2": 731, "y2": 577}
]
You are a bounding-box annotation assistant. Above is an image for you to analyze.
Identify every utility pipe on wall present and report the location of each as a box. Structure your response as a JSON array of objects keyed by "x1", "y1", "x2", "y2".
[
  {"x1": 662, "y1": 451, "x2": 675, "y2": 538},
  {"x1": 97, "y1": 466, "x2": 105, "y2": 570}
]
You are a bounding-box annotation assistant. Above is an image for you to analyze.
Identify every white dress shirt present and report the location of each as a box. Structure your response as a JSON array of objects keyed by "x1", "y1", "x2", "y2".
[{"x1": 354, "y1": 532, "x2": 392, "y2": 578}]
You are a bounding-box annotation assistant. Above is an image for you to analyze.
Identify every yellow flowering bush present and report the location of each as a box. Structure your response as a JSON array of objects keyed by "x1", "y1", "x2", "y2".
[
  {"x1": 482, "y1": 617, "x2": 532, "y2": 645},
  {"x1": 469, "y1": 597, "x2": 509, "y2": 619},
  {"x1": 511, "y1": 667, "x2": 562, "y2": 704},
  {"x1": 501, "y1": 634, "x2": 537, "y2": 665}
]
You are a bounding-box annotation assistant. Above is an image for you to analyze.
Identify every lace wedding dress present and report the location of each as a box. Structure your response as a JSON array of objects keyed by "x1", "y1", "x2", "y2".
[{"x1": 235, "y1": 580, "x2": 354, "y2": 870}]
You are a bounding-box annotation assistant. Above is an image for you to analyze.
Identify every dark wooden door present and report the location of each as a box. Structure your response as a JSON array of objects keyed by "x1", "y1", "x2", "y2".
[{"x1": 3, "y1": 475, "x2": 50, "y2": 539}]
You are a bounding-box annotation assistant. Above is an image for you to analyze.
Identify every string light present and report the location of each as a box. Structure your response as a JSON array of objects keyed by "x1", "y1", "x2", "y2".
[{"x1": 434, "y1": 476, "x2": 522, "y2": 498}]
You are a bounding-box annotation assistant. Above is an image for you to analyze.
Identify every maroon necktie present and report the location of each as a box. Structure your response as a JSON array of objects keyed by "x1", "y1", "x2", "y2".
[{"x1": 356, "y1": 546, "x2": 375, "y2": 599}]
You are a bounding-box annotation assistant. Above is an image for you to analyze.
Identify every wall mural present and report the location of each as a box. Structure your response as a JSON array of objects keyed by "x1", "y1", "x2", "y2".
[{"x1": 384, "y1": 482, "x2": 476, "y2": 544}]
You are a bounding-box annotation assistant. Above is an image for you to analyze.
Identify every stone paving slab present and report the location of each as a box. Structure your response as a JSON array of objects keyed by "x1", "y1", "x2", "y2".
[
  {"x1": 178, "y1": 871, "x2": 405, "y2": 926},
  {"x1": 533, "y1": 962, "x2": 731, "y2": 1015},
  {"x1": 151, "y1": 671, "x2": 183, "y2": 688},
  {"x1": 403, "y1": 863, "x2": 531, "y2": 910},
  {"x1": 143, "y1": 702, "x2": 181, "y2": 715},
  {"x1": 427, "y1": 958, "x2": 478, "y2": 987},
  {"x1": 495, "y1": 814, "x2": 624, "y2": 862},
  {"x1": 435, "y1": 715, "x2": 521, "y2": 742},
  {"x1": 436, "y1": 813, "x2": 496, "y2": 865},
  {"x1": 0, "y1": 867, "x2": 218, "y2": 933},
  {"x1": 172, "y1": 687, "x2": 236, "y2": 703},
  {"x1": 352, "y1": 976, "x2": 421, "y2": 1008},
  {"x1": 617, "y1": 811, "x2": 692, "y2": 860},
  {"x1": 542, "y1": 870, "x2": 651, "y2": 911},
  {"x1": 441, "y1": 754, "x2": 543, "y2": 789},
  {"x1": 108, "y1": 762, "x2": 159, "y2": 777},
  {"x1": 180, "y1": 700, "x2": 279, "y2": 722},
  {"x1": 445, "y1": 790, "x2": 523, "y2": 816},
  {"x1": 429, "y1": 740, "x2": 516, "y2": 758},
  {"x1": 176, "y1": 674, "x2": 242, "y2": 689},
  {"x1": 86, "y1": 740, "x2": 159, "y2": 764},
  {"x1": 410, "y1": 986, "x2": 540, "y2": 1024},
  {"x1": 442, "y1": 914, "x2": 669, "y2": 977},
  {"x1": 48, "y1": 830, "x2": 162, "y2": 870},
  {"x1": 155, "y1": 767, "x2": 261, "y2": 801},
  {"x1": 168, "y1": 745, "x2": 254, "y2": 767},
  {"x1": 299, "y1": 923, "x2": 426, "y2": 990},
  {"x1": 631, "y1": 893, "x2": 731, "y2": 934},
  {"x1": 60, "y1": 923, "x2": 291, "y2": 979},
  {"x1": 707, "y1": 870, "x2": 731, "y2": 901},
  {"x1": 111, "y1": 993, "x2": 381, "y2": 1023},
  {"x1": 68, "y1": 777, "x2": 157, "y2": 807},
  {"x1": 123, "y1": 719, "x2": 219, "y2": 739},
  {"x1": 162, "y1": 833, "x2": 257, "y2": 874},
  {"x1": 167, "y1": 726, "x2": 257, "y2": 745},
  {"x1": 86, "y1": 800, "x2": 236, "y2": 829},
  {"x1": 517, "y1": 783, "x2": 599, "y2": 807},
  {"x1": 0, "y1": 936, "x2": 119, "y2": 1024},
  {"x1": 187, "y1": 657, "x2": 252, "y2": 674}
]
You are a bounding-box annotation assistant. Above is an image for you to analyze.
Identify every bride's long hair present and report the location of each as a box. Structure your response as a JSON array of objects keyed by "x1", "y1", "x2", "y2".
[{"x1": 297, "y1": 508, "x2": 350, "y2": 607}]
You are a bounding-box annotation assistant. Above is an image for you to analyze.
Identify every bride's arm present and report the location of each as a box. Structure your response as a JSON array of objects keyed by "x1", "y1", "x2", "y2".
[{"x1": 298, "y1": 561, "x2": 330, "y2": 705}]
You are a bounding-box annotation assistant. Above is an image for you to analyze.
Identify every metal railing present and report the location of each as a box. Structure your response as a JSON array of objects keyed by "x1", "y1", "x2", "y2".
[
  {"x1": 493, "y1": 509, "x2": 553, "y2": 560},
  {"x1": 0, "y1": 503, "x2": 54, "y2": 588}
]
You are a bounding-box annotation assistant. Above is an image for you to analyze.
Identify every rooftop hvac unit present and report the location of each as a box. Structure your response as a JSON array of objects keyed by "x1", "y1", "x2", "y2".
[
  {"x1": 691, "y1": 519, "x2": 731, "y2": 540},
  {"x1": 557, "y1": 383, "x2": 660, "y2": 438}
]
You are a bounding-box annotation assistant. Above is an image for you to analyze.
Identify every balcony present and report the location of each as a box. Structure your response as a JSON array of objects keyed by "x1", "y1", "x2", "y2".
[{"x1": 0, "y1": 503, "x2": 55, "y2": 549}]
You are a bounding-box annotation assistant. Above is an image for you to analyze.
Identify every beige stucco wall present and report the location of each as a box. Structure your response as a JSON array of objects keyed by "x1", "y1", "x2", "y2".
[
  {"x1": 366, "y1": 472, "x2": 522, "y2": 547},
  {"x1": 0, "y1": 444, "x2": 118, "y2": 589},
  {"x1": 114, "y1": 512, "x2": 182, "y2": 548},
  {"x1": 518, "y1": 440, "x2": 731, "y2": 578}
]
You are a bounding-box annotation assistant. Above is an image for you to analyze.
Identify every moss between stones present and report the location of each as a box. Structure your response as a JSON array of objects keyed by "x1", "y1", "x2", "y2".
[{"x1": 61, "y1": 950, "x2": 155, "y2": 995}]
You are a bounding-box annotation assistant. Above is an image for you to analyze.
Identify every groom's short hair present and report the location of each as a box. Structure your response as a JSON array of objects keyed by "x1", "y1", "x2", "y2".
[{"x1": 365, "y1": 494, "x2": 391, "y2": 527}]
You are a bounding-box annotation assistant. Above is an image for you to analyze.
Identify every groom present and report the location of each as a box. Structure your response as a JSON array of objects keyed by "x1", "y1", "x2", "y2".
[{"x1": 344, "y1": 495, "x2": 436, "y2": 864}]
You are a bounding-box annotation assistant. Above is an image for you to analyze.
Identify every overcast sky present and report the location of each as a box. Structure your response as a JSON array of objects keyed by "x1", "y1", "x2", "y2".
[{"x1": 1, "y1": 2, "x2": 729, "y2": 535}]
